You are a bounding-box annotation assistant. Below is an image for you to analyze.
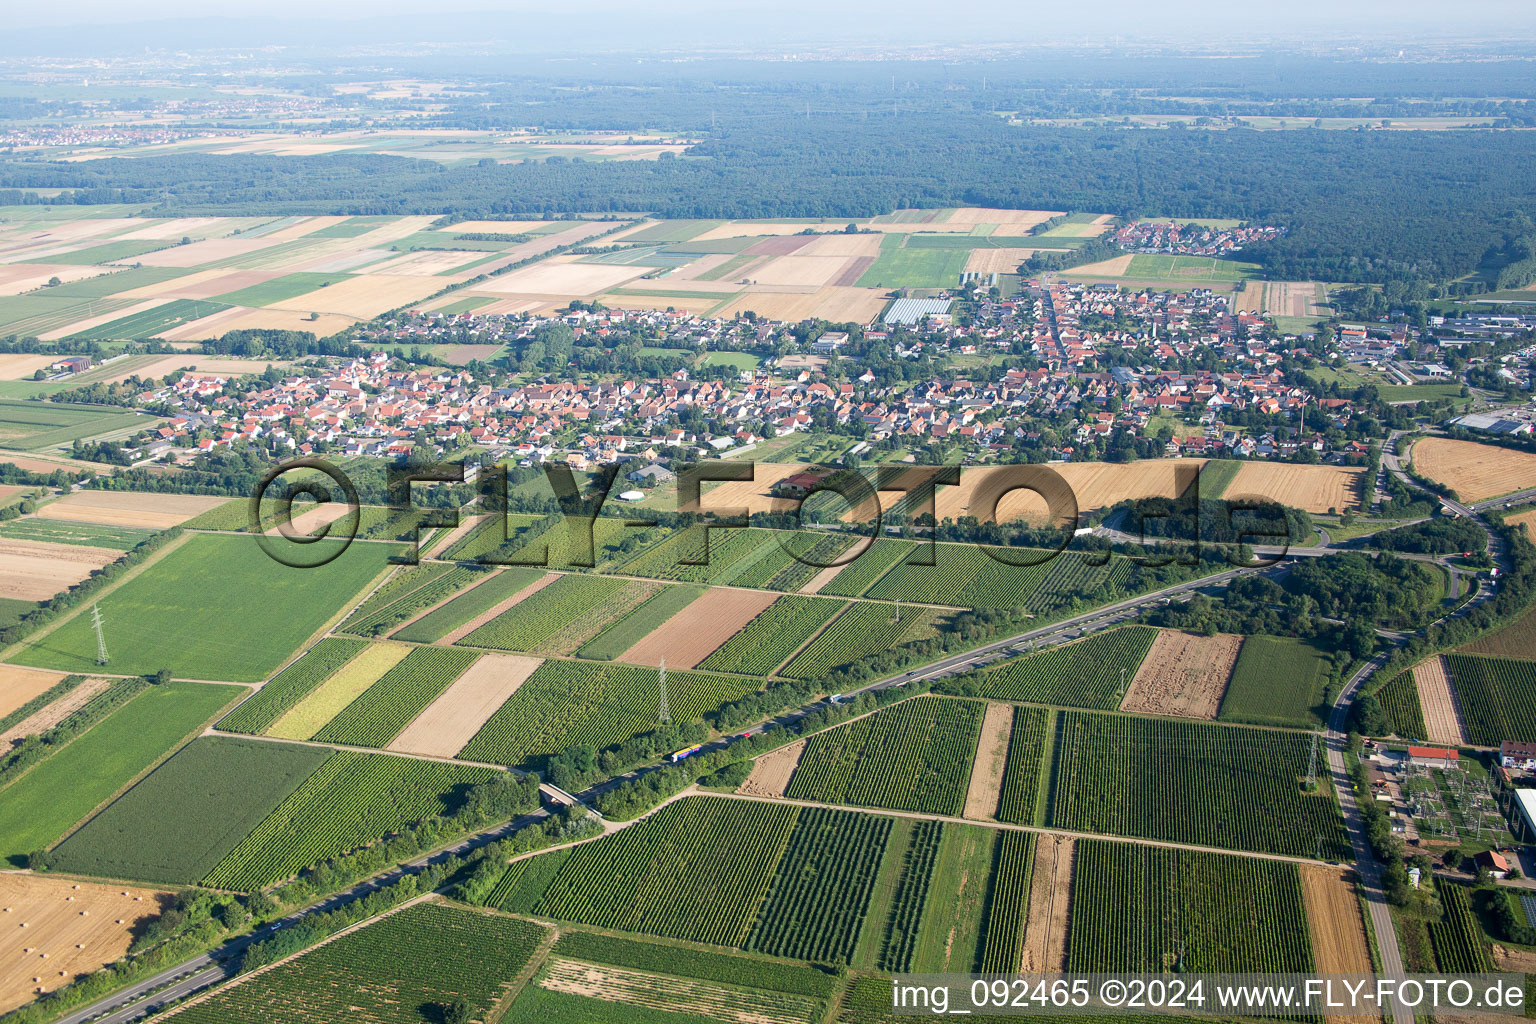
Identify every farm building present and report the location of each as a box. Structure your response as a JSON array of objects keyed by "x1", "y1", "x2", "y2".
[
  {"x1": 772, "y1": 471, "x2": 828, "y2": 499},
  {"x1": 1408, "y1": 745, "x2": 1459, "y2": 767},
  {"x1": 1501, "y1": 741, "x2": 1536, "y2": 771},
  {"x1": 51, "y1": 356, "x2": 92, "y2": 373}
]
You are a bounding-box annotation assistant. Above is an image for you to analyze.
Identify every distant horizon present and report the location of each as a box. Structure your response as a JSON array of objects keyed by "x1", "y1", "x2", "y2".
[{"x1": 4, "y1": 2, "x2": 1535, "y2": 55}]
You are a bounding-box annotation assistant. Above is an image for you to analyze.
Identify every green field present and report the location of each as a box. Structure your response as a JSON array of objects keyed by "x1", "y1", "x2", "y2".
[
  {"x1": 778, "y1": 602, "x2": 935, "y2": 679},
  {"x1": 1122, "y1": 255, "x2": 1258, "y2": 281},
  {"x1": 0, "y1": 398, "x2": 147, "y2": 451},
  {"x1": 458, "y1": 574, "x2": 635, "y2": 651},
  {"x1": 201, "y1": 750, "x2": 501, "y2": 890},
  {"x1": 1219, "y1": 636, "x2": 1334, "y2": 729},
  {"x1": 698, "y1": 595, "x2": 846, "y2": 676},
  {"x1": 786, "y1": 697, "x2": 983, "y2": 816},
  {"x1": 48, "y1": 736, "x2": 329, "y2": 883},
  {"x1": 0, "y1": 681, "x2": 235, "y2": 865},
  {"x1": 551, "y1": 930, "x2": 838, "y2": 997},
  {"x1": 857, "y1": 234, "x2": 970, "y2": 289},
  {"x1": 747, "y1": 807, "x2": 892, "y2": 963},
  {"x1": 0, "y1": 516, "x2": 153, "y2": 549},
  {"x1": 947, "y1": 627, "x2": 1155, "y2": 709},
  {"x1": 910, "y1": 823, "x2": 997, "y2": 972},
  {"x1": 1375, "y1": 670, "x2": 1429, "y2": 739},
  {"x1": 337, "y1": 563, "x2": 487, "y2": 637},
  {"x1": 1068, "y1": 840, "x2": 1314, "y2": 974},
  {"x1": 698, "y1": 351, "x2": 763, "y2": 370},
  {"x1": 531, "y1": 796, "x2": 801, "y2": 946},
  {"x1": 995, "y1": 705, "x2": 1054, "y2": 825},
  {"x1": 1048, "y1": 712, "x2": 1349, "y2": 859},
  {"x1": 391, "y1": 566, "x2": 547, "y2": 642},
  {"x1": 266, "y1": 642, "x2": 409, "y2": 740},
  {"x1": 213, "y1": 272, "x2": 355, "y2": 307},
  {"x1": 1443, "y1": 654, "x2": 1536, "y2": 744},
  {"x1": 457, "y1": 660, "x2": 761, "y2": 769},
  {"x1": 875, "y1": 818, "x2": 944, "y2": 972},
  {"x1": 171, "y1": 901, "x2": 547, "y2": 1024},
  {"x1": 70, "y1": 298, "x2": 230, "y2": 340},
  {"x1": 8, "y1": 533, "x2": 390, "y2": 681},
  {"x1": 575, "y1": 583, "x2": 705, "y2": 660}
]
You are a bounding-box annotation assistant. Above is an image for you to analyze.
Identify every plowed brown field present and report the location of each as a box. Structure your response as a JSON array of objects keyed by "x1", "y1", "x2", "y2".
[{"x1": 619, "y1": 587, "x2": 778, "y2": 669}]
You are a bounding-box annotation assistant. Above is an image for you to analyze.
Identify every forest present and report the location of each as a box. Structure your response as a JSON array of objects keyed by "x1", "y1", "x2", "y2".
[{"x1": 4, "y1": 115, "x2": 1535, "y2": 287}]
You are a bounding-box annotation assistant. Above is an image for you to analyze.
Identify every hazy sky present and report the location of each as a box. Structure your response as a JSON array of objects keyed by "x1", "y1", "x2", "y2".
[{"x1": 8, "y1": 0, "x2": 1535, "y2": 45}]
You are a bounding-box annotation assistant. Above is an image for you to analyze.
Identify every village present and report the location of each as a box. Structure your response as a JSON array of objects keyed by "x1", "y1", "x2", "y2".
[{"x1": 70, "y1": 279, "x2": 1412, "y2": 477}]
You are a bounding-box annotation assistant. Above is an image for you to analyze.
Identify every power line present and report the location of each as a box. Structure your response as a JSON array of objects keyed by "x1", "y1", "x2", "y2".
[{"x1": 91, "y1": 603, "x2": 108, "y2": 666}]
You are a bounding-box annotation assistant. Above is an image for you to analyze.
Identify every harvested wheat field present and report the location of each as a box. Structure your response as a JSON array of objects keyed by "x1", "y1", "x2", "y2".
[
  {"x1": 692, "y1": 222, "x2": 837, "y2": 241},
  {"x1": 118, "y1": 356, "x2": 288, "y2": 382},
  {"x1": 474, "y1": 257, "x2": 644, "y2": 297},
  {"x1": 0, "y1": 678, "x2": 109, "y2": 748},
  {"x1": 361, "y1": 250, "x2": 488, "y2": 277},
  {"x1": 1227, "y1": 462, "x2": 1364, "y2": 514},
  {"x1": 964, "y1": 248, "x2": 1041, "y2": 275},
  {"x1": 388, "y1": 653, "x2": 543, "y2": 759},
  {"x1": 716, "y1": 286, "x2": 889, "y2": 323},
  {"x1": 1120, "y1": 631, "x2": 1242, "y2": 719},
  {"x1": 1507, "y1": 507, "x2": 1536, "y2": 536},
  {"x1": 620, "y1": 588, "x2": 779, "y2": 669},
  {"x1": 1061, "y1": 254, "x2": 1134, "y2": 277},
  {"x1": 0, "y1": 873, "x2": 171, "y2": 1014},
  {"x1": 441, "y1": 220, "x2": 551, "y2": 234},
  {"x1": 797, "y1": 233, "x2": 884, "y2": 258},
  {"x1": 438, "y1": 572, "x2": 560, "y2": 646},
  {"x1": 963, "y1": 702, "x2": 1013, "y2": 820},
  {"x1": 595, "y1": 293, "x2": 724, "y2": 316},
  {"x1": 134, "y1": 238, "x2": 285, "y2": 269},
  {"x1": 1020, "y1": 835, "x2": 1074, "y2": 973},
  {"x1": 842, "y1": 460, "x2": 1205, "y2": 525},
  {"x1": 116, "y1": 269, "x2": 274, "y2": 302},
  {"x1": 744, "y1": 255, "x2": 854, "y2": 289},
  {"x1": 682, "y1": 463, "x2": 812, "y2": 515},
  {"x1": 38, "y1": 491, "x2": 229, "y2": 530},
  {"x1": 949, "y1": 208, "x2": 1062, "y2": 230},
  {"x1": 272, "y1": 275, "x2": 443, "y2": 318},
  {"x1": 0, "y1": 667, "x2": 67, "y2": 720},
  {"x1": 1413, "y1": 656, "x2": 1468, "y2": 746},
  {"x1": 737, "y1": 739, "x2": 806, "y2": 798},
  {"x1": 1412, "y1": 437, "x2": 1536, "y2": 503},
  {"x1": 170, "y1": 306, "x2": 356, "y2": 338},
  {"x1": 0, "y1": 265, "x2": 113, "y2": 297},
  {"x1": 0, "y1": 355, "x2": 66, "y2": 380},
  {"x1": 1299, "y1": 866, "x2": 1374, "y2": 1024},
  {"x1": 0, "y1": 540, "x2": 118, "y2": 601}
]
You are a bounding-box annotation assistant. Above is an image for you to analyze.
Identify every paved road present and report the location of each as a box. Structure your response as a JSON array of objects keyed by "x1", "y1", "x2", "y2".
[{"x1": 1326, "y1": 652, "x2": 1414, "y2": 1024}]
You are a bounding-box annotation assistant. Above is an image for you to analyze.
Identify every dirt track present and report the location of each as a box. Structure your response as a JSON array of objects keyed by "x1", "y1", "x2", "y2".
[
  {"x1": 1299, "y1": 865, "x2": 1375, "y2": 1024},
  {"x1": 1020, "y1": 835, "x2": 1074, "y2": 972},
  {"x1": 963, "y1": 703, "x2": 1012, "y2": 820}
]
